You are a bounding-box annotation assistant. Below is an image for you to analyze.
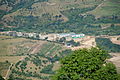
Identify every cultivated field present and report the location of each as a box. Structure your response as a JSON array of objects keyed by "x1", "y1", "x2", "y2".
[
  {"x1": 0, "y1": 36, "x2": 47, "y2": 79},
  {"x1": 7, "y1": 41, "x2": 66, "y2": 80},
  {"x1": 0, "y1": 36, "x2": 39, "y2": 56}
]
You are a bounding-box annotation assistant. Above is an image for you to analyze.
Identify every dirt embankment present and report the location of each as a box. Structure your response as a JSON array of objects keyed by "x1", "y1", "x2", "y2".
[
  {"x1": 108, "y1": 53, "x2": 120, "y2": 73},
  {"x1": 110, "y1": 36, "x2": 120, "y2": 45}
]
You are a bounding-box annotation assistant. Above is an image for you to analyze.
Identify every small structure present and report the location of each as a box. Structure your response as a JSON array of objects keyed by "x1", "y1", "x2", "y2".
[
  {"x1": 57, "y1": 32, "x2": 75, "y2": 38},
  {"x1": 57, "y1": 33, "x2": 85, "y2": 39},
  {"x1": 71, "y1": 33, "x2": 85, "y2": 39}
]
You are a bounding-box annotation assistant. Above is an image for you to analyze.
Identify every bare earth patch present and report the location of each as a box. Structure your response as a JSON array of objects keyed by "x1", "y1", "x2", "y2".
[
  {"x1": 110, "y1": 36, "x2": 120, "y2": 45},
  {"x1": 0, "y1": 56, "x2": 25, "y2": 63},
  {"x1": 71, "y1": 36, "x2": 96, "y2": 50},
  {"x1": 108, "y1": 53, "x2": 120, "y2": 73}
]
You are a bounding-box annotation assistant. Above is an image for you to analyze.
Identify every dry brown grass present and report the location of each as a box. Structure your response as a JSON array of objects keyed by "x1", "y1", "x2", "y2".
[
  {"x1": 0, "y1": 36, "x2": 40, "y2": 56},
  {"x1": 0, "y1": 56, "x2": 25, "y2": 63},
  {"x1": 52, "y1": 61, "x2": 61, "y2": 71},
  {"x1": 0, "y1": 36, "x2": 28, "y2": 55}
]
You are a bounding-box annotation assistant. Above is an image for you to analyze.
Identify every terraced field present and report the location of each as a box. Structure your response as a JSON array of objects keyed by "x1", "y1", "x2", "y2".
[
  {"x1": 9, "y1": 42, "x2": 67, "y2": 80},
  {"x1": 0, "y1": 36, "x2": 46, "y2": 79},
  {"x1": 39, "y1": 42, "x2": 63, "y2": 57}
]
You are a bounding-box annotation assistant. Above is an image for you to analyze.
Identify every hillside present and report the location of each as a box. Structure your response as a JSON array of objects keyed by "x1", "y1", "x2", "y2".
[
  {"x1": 0, "y1": 0, "x2": 120, "y2": 80},
  {"x1": 88, "y1": 0, "x2": 120, "y2": 17},
  {"x1": 0, "y1": 35, "x2": 71, "y2": 80},
  {"x1": 0, "y1": 0, "x2": 120, "y2": 34}
]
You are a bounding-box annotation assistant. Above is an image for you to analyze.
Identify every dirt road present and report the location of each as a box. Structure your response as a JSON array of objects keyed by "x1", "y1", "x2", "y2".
[
  {"x1": 4, "y1": 63, "x2": 13, "y2": 80},
  {"x1": 4, "y1": 40, "x2": 46, "y2": 80}
]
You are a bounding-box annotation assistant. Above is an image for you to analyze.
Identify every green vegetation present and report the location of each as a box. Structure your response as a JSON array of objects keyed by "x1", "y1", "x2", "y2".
[
  {"x1": 0, "y1": 0, "x2": 48, "y2": 18},
  {"x1": 10, "y1": 42, "x2": 70, "y2": 79},
  {"x1": 96, "y1": 38, "x2": 120, "y2": 53},
  {"x1": 66, "y1": 40, "x2": 80, "y2": 47},
  {"x1": 57, "y1": 37, "x2": 80, "y2": 47},
  {"x1": 52, "y1": 47, "x2": 119, "y2": 80},
  {"x1": 0, "y1": 75, "x2": 4, "y2": 80},
  {"x1": 31, "y1": 56, "x2": 42, "y2": 66},
  {"x1": 20, "y1": 61, "x2": 27, "y2": 70},
  {"x1": 0, "y1": 36, "x2": 37, "y2": 56},
  {"x1": 97, "y1": 25, "x2": 120, "y2": 35},
  {"x1": 0, "y1": 0, "x2": 120, "y2": 36},
  {"x1": 57, "y1": 37, "x2": 66, "y2": 43},
  {"x1": 38, "y1": 42, "x2": 62, "y2": 58},
  {"x1": 0, "y1": 62, "x2": 11, "y2": 77},
  {"x1": 117, "y1": 37, "x2": 120, "y2": 40},
  {"x1": 1, "y1": 5, "x2": 120, "y2": 36},
  {"x1": 0, "y1": 0, "x2": 120, "y2": 80},
  {"x1": 89, "y1": 0, "x2": 120, "y2": 17},
  {"x1": 40, "y1": 64, "x2": 54, "y2": 74}
]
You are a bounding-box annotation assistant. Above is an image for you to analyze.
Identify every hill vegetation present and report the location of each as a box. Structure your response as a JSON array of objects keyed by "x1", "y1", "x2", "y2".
[
  {"x1": 52, "y1": 47, "x2": 120, "y2": 80},
  {"x1": 0, "y1": 0, "x2": 120, "y2": 35},
  {"x1": 0, "y1": 0, "x2": 120, "y2": 80},
  {"x1": 96, "y1": 38, "x2": 120, "y2": 53},
  {"x1": 88, "y1": 0, "x2": 120, "y2": 17},
  {"x1": 0, "y1": 36, "x2": 38, "y2": 56},
  {"x1": 0, "y1": 0, "x2": 48, "y2": 18},
  {"x1": 9, "y1": 42, "x2": 72, "y2": 80}
]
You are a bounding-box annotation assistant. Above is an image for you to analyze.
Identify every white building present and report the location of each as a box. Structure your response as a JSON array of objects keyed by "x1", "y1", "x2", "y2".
[
  {"x1": 57, "y1": 32, "x2": 75, "y2": 38},
  {"x1": 16, "y1": 32, "x2": 23, "y2": 37},
  {"x1": 71, "y1": 33, "x2": 85, "y2": 39}
]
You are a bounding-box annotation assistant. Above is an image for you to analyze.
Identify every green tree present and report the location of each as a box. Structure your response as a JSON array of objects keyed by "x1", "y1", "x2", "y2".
[
  {"x1": 52, "y1": 47, "x2": 119, "y2": 80},
  {"x1": 58, "y1": 37, "x2": 66, "y2": 43},
  {"x1": 40, "y1": 64, "x2": 54, "y2": 74}
]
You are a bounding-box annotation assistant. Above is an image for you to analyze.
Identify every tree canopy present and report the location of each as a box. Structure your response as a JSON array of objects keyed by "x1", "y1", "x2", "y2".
[{"x1": 52, "y1": 47, "x2": 119, "y2": 80}]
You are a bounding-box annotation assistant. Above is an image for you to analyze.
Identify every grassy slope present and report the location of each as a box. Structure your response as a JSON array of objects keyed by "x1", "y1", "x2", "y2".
[
  {"x1": 0, "y1": 0, "x2": 103, "y2": 29},
  {"x1": 1, "y1": 0, "x2": 119, "y2": 26},
  {"x1": 0, "y1": 36, "x2": 34, "y2": 78},
  {"x1": 2, "y1": 0, "x2": 102, "y2": 18},
  {"x1": 96, "y1": 37, "x2": 120, "y2": 53},
  {"x1": 0, "y1": 62, "x2": 10, "y2": 77},
  {"x1": 0, "y1": 36, "x2": 38, "y2": 56},
  {"x1": 88, "y1": 0, "x2": 120, "y2": 17}
]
